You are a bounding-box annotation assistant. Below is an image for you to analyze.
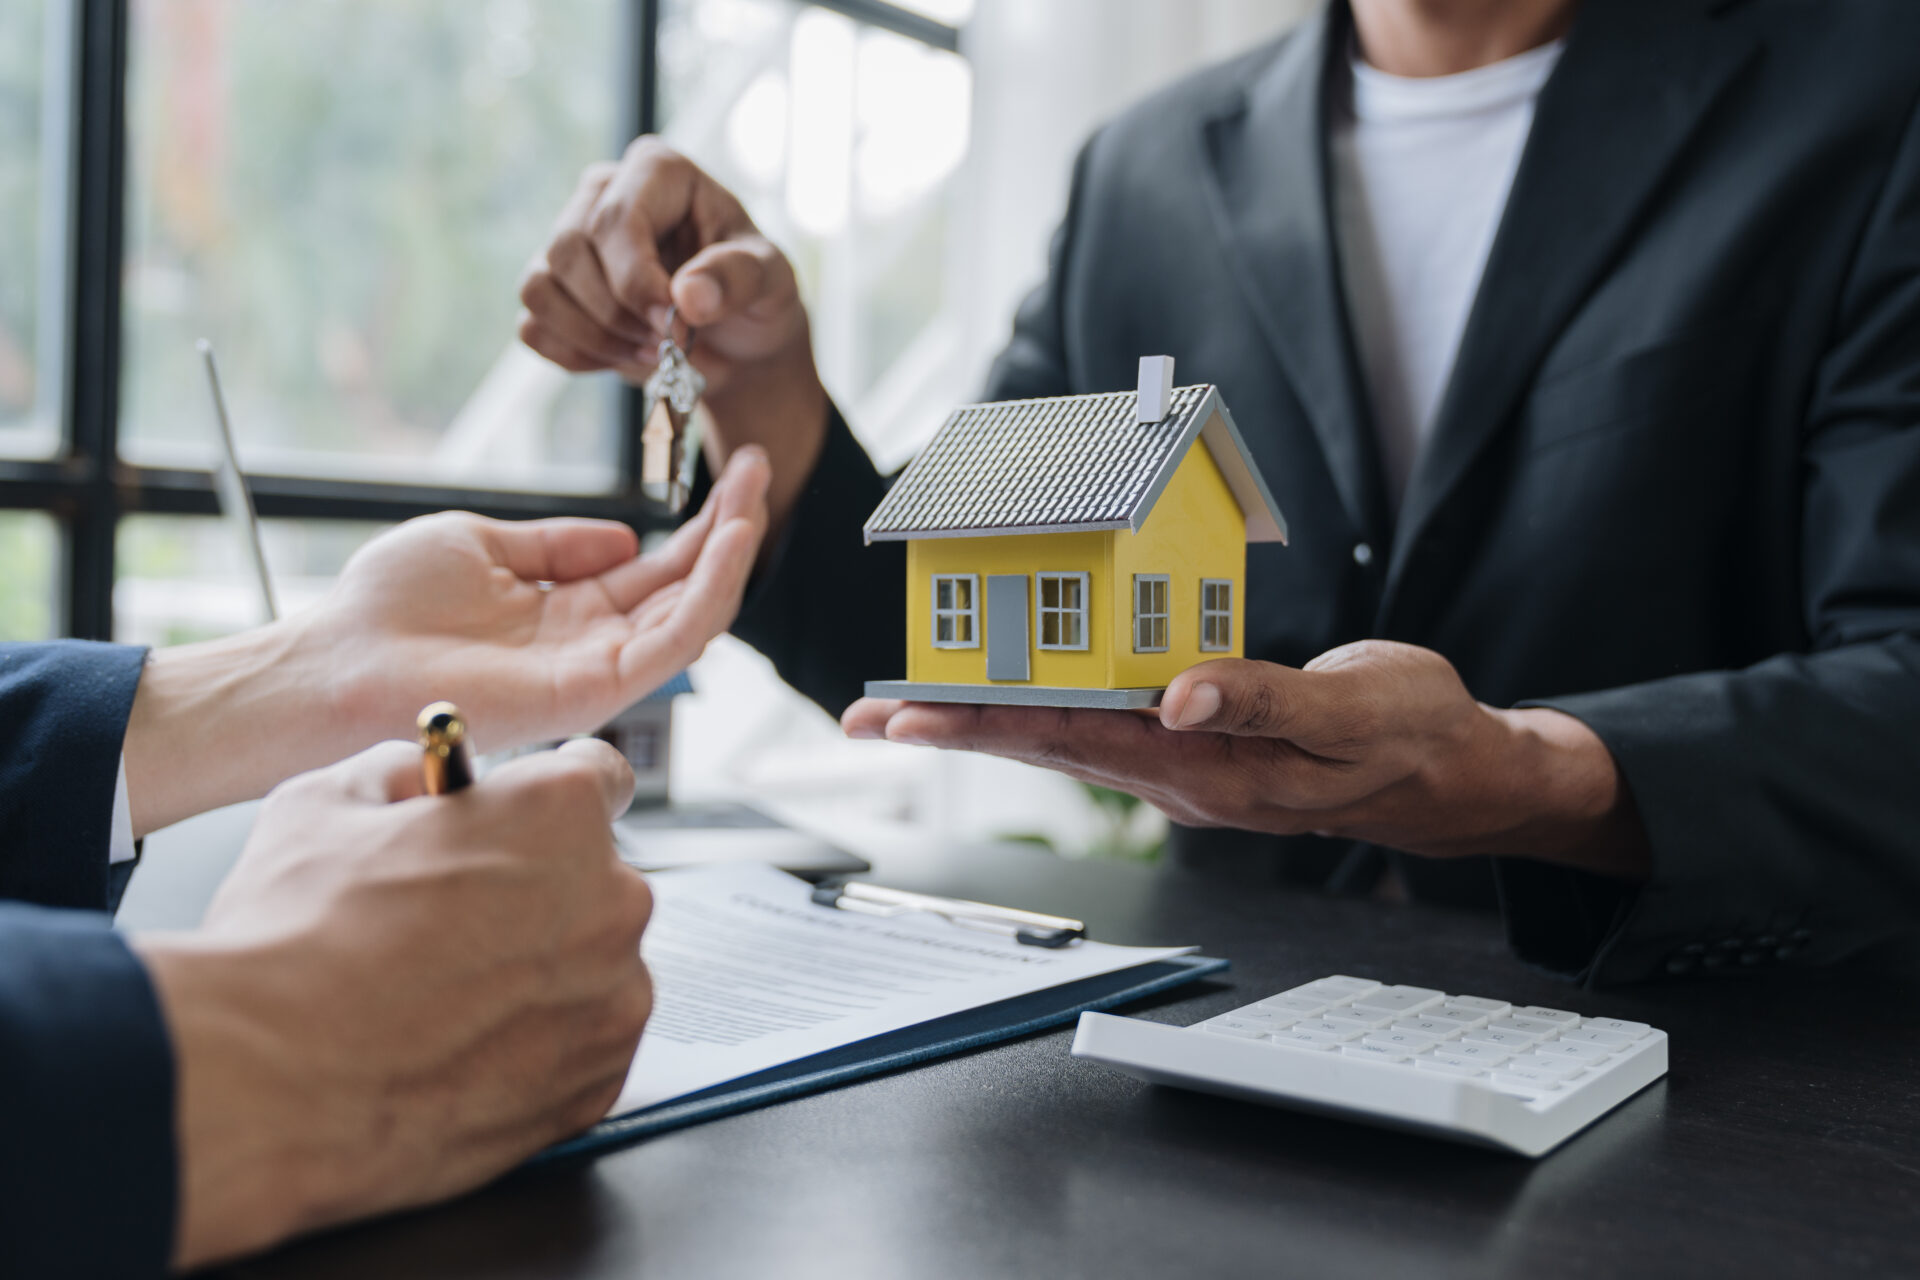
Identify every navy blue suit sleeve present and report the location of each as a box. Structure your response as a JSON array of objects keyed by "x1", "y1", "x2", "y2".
[
  {"x1": 0, "y1": 904, "x2": 177, "y2": 1277},
  {"x1": 0, "y1": 641, "x2": 150, "y2": 912},
  {"x1": 0, "y1": 643, "x2": 175, "y2": 1272},
  {"x1": 729, "y1": 403, "x2": 905, "y2": 717}
]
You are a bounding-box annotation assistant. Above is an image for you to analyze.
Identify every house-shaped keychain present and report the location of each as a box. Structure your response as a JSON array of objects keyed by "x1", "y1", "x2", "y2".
[{"x1": 862, "y1": 356, "x2": 1288, "y2": 709}]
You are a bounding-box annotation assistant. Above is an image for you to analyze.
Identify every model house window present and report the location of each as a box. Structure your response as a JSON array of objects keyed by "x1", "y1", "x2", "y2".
[
  {"x1": 1133, "y1": 575, "x2": 1169, "y2": 652},
  {"x1": 1200, "y1": 579, "x2": 1234, "y2": 651},
  {"x1": 1036, "y1": 572, "x2": 1089, "y2": 649},
  {"x1": 931, "y1": 574, "x2": 979, "y2": 647}
]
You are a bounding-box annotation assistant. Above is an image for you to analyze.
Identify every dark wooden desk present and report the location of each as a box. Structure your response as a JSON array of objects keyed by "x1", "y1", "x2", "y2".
[{"x1": 216, "y1": 839, "x2": 1920, "y2": 1280}]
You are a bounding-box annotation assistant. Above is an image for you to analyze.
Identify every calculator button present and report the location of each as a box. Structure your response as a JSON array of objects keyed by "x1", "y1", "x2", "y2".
[
  {"x1": 1514, "y1": 1006, "x2": 1580, "y2": 1025},
  {"x1": 1416, "y1": 1057, "x2": 1488, "y2": 1078},
  {"x1": 1415, "y1": 1010, "x2": 1483, "y2": 1031},
  {"x1": 1430, "y1": 1047, "x2": 1511, "y2": 1068},
  {"x1": 1443, "y1": 1043, "x2": 1520, "y2": 1066},
  {"x1": 1291, "y1": 976, "x2": 1381, "y2": 1001},
  {"x1": 1440, "y1": 1042, "x2": 1514, "y2": 1063},
  {"x1": 1363, "y1": 1030, "x2": 1439, "y2": 1052},
  {"x1": 1342, "y1": 1042, "x2": 1411, "y2": 1063},
  {"x1": 1316, "y1": 975, "x2": 1382, "y2": 994},
  {"x1": 1582, "y1": 1017, "x2": 1653, "y2": 1039},
  {"x1": 1393, "y1": 1017, "x2": 1465, "y2": 1039},
  {"x1": 1254, "y1": 995, "x2": 1328, "y2": 1018},
  {"x1": 1489, "y1": 1015, "x2": 1565, "y2": 1037},
  {"x1": 1560, "y1": 1026, "x2": 1637, "y2": 1049},
  {"x1": 1228, "y1": 1007, "x2": 1297, "y2": 1026},
  {"x1": 1505, "y1": 1053, "x2": 1585, "y2": 1078},
  {"x1": 1266, "y1": 1030, "x2": 1338, "y2": 1052},
  {"x1": 1348, "y1": 986, "x2": 1445, "y2": 1017},
  {"x1": 1319, "y1": 1007, "x2": 1397, "y2": 1030},
  {"x1": 1288, "y1": 1019, "x2": 1364, "y2": 1042},
  {"x1": 1531, "y1": 1039, "x2": 1613, "y2": 1063},
  {"x1": 1444, "y1": 995, "x2": 1511, "y2": 1016},
  {"x1": 1433, "y1": 1005, "x2": 1496, "y2": 1028},
  {"x1": 1460, "y1": 1027, "x2": 1543, "y2": 1049},
  {"x1": 1203, "y1": 1020, "x2": 1267, "y2": 1039}
]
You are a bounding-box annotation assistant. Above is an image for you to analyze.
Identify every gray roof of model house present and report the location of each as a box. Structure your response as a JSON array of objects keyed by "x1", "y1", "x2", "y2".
[{"x1": 861, "y1": 384, "x2": 1288, "y2": 545}]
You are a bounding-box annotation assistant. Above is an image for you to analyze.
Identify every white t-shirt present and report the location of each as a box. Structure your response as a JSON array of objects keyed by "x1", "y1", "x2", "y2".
[{"x1": 1328, "y1": 38, "x2": 1565, "y2": 514}]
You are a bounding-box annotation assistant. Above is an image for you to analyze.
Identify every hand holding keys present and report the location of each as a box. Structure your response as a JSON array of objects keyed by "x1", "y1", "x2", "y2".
[{"x1": 641, "y1": 306, "x2": 707, "y2": 513}]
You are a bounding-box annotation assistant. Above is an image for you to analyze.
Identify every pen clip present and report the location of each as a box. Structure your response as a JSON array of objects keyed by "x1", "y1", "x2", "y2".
[{"x1": 810, "y1": 880, "x2": 1087, "y2": 949}]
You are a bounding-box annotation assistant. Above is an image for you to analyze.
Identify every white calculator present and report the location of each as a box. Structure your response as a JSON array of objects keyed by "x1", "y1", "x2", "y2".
[{"x1": 1071, "y1": 974, "x2": 1668, "y2": 1156}]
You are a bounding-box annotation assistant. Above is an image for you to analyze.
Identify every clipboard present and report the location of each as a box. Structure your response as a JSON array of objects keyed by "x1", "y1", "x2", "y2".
[{"x1": 532, "y1": 951, "x2": 1227, "y2": 1164}]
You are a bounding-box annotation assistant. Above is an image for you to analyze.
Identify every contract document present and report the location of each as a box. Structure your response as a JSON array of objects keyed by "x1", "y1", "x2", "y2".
[{"x1": 610, "y1": 862, "x2": 1195, "y2": 1115}]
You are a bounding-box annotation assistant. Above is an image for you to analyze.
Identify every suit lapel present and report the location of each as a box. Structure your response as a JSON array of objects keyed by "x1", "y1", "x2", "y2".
[
  {"x1": 1385, "y1": 0, "x2": 1762, "y2": 599},
  {"x1": 1197, "y1": 3, "x2": 1391, "y2": 551}
]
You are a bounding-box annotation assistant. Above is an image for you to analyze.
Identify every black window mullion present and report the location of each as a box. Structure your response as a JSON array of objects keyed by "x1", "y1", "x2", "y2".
[{"x1": 62, "y1": 0, "x2": 128, "y2": 641}]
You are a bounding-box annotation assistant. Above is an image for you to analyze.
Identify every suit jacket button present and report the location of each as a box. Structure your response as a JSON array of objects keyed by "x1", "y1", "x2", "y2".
[{"x1": 1352, "y1": 541, "x2": 1374, "y2": 567}]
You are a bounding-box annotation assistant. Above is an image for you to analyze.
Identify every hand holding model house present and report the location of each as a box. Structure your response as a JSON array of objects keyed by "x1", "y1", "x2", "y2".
[{"x1": 846, "y1": 357, "x2": 1647, "y2": 881}]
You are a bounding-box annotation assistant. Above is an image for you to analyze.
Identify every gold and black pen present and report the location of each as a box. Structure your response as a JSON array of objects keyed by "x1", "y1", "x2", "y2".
[{"x1": 417, "y1": 701, "x2": 474, "y2": 795}]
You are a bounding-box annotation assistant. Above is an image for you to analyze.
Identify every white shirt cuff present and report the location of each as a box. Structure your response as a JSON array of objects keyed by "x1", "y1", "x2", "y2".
[{"x1": 109, "y1": 753, "x2": 137, "y2": 865}]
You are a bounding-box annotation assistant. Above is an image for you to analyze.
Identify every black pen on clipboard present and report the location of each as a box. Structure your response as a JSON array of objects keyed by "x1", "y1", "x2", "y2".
[{"x1": 810, "y1": 880, "x2": 1087, "y2": 949}]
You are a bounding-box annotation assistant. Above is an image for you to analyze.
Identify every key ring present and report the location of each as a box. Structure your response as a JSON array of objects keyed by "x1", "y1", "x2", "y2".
[
  {"x1": 649, "y1": 303, "x2": 707, "y2": 416},
  {"x1": 660, "y1": 303, "x2": 695, "y2": 355}
]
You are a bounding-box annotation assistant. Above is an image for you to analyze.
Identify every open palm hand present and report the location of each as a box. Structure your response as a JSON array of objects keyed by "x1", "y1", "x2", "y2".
[{"x1": 311, "y1": 447, "x2": 770, "y2": 754}]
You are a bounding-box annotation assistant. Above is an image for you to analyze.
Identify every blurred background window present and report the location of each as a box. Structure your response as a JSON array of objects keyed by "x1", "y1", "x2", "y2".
[
  {"x1": 0, "y1": 0, "x2": 65, "y2": 461},
  {"x1": 657, "y1": 0, "x2": 972, "y2": 468},
  {"x1": 120, "y1": 0, "x2": 628, "y2": 493},
  {"x1": 0, "y1": 511, "x2": 58, "y2": 640},
  {"x1": 114, "y1": 514, "x2": 389, "y2": 647}
]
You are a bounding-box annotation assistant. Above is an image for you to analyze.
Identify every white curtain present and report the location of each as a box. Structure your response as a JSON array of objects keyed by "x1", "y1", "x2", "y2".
[
  {"x1": 854, "y1": 0, "x2": 1315, "y2": 467},
  {"x1": 949, "y1": 2, "x2": 1314, "y2": 411}
]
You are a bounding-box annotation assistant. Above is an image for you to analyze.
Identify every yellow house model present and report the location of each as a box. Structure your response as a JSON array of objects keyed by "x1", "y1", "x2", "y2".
[{"x1": 862, "y1": 357, "x2": 1288, "y2": 709}]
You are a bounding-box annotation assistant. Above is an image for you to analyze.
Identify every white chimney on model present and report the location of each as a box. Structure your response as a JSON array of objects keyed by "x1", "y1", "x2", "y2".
[{"x1": 1136, "y1": 354, "x2": 1174, "y2": 423}]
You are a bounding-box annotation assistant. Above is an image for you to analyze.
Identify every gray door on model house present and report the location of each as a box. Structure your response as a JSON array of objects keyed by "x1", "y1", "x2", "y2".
[{"x1": 985, "y1": 574, "x2": 1030, "y2": 681}]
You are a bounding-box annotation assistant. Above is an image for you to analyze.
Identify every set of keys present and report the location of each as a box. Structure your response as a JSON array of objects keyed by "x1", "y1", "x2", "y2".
[{"x1": 639, "y1": 306, "x2": 706, "y2": 513}]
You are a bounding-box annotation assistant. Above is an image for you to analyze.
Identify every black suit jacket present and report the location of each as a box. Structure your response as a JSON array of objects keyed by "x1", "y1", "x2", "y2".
[
  {"x1": 735, "y1": 0, "x2": 1920, "y2": 986},
  {"x1": 0, "y1": 642, "x2": 175, "y2": 1276}
]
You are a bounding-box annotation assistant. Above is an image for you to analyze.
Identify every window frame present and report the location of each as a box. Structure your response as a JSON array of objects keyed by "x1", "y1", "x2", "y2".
[
  {"x1": 1200, "y1": 578, "x2": 1233, "y2": 652},
  {"x1": 1035, "y1": 570, "x2": 1090, "y2": 651},
  {"x1": 0, "y1": 0, "x2": 964, "y2": 640},
  {"x1": 930, "y1": 572, "x2": 979, "y2": 648},
  {"x1": 1131, "y1": 573, "x2": 1168, "y2": 653}
]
